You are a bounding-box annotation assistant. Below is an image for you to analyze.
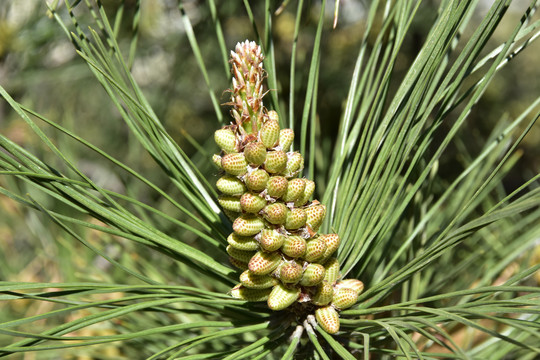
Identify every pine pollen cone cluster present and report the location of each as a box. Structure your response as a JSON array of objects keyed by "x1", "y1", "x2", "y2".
[{"x1": 213, "y1": 40, "x2": 364, "y2": 334}]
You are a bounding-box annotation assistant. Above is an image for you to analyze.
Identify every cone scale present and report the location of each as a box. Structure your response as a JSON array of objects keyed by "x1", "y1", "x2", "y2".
[{"x1": 213, "y1": 40, "x2": 363, "y2": 335}]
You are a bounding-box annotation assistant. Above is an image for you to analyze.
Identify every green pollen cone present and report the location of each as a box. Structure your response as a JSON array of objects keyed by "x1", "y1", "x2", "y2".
[
  {"x1": 263, "y1": 202, "x2": 288, "y2": 224},
  {"x1": 304, "y1": 238, "x2": 327, "y2": 263},
  {"x1": 259, "y1": 229, "x2": 285, "y2": 251},
  {"x1": 240, "y1": 192, "x2": 267, "y2": 213},
  {"x1": 323, "y1": 257, "x2": 341, "y2": 284},
  {"x1": 244, "y1": 141, "x2": 267, "y2": 165},
  {"x1": 218, "y1": 195, "x2": 242, "y2": 212},
  {"x1": 278, "y1": 260, "x2": 304, "y2": 284},
  {"x1": 267, "y1": 283, "x2": 300, "y2": 311},
  {"x1": 312, "y1": 281, "x2": 334, "y2": 306},
  {"x1": 248, "y1": 251, "x2": 281, "y2": 275},
  {"x1": 319, "y1": 233, "x2": 341, "y2": 262},
  {"x1": 260, "y1": 117, "x2": 280, "y2": 149},
  {"x1": 282, "y1": 178, "x2": 306, "y2": 202},
  {"x1": 227, "y1": 233, "x2": 259, "y2": 251},
  {"x1": 281, "y1": 235, "x2": 307, "y2": 258},
  {"x1": 226, "y1": 245, "x2": 256, "y2": 264},
  {"x1": 233, "y1": 215, "x2": 265, "y2": 236},
  {"x1": 285, "y1": 208, "x2": 307, "y2": 230},
  {"x1": 279, "y1": 128, "x2": 294, "y2": 152},
  {"x1": 245, "y1": 169, "x2": 269, "y2": 191},
  {"x1": 305, "y1": 204, "x2": 326, "y2": 232},
  {"x1": 315, "y1": 306, "x2": 340, "y2": 334},
  {"x1": 264, "y1": 150, "x2": 288, "y2": 174},
  {"x1": 240, "y1": 270, "x2": 278, "y2": 289},
  {"x1": 216, "y1": 175, "x2": 247, "y2": 195},
  {"x1": 231, "y1": 284, "x2": 272, "y2": 302},
  {"x1": 331, "y1": 287, "x2": 358, "y2": 310},
  {"x1": 284, "y1": 152, "x2": 304, "y2": 178},
  {"x1": 336, "y1": 279, "x2": 364, "y2": 295},
  {"x1": 294, "y1": 179, "x2": 315, "y2": 206},
  {"x1": 214, "y1": 128, "x2": 237, "y2": 153},
  {"x1": 266, "y1": 176, "x2": 288, "y2": 198},
  {"x1": 299, "y1": 263, "x2": 325, "y2": 286},
  {"x1": 221, "y1": 153, "x2": 248, "y2": 176}
]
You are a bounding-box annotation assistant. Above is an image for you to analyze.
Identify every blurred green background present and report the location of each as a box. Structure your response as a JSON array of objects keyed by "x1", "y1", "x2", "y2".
[{"x1": 0, "y1": 1, "x2": 539, "y2": 358}]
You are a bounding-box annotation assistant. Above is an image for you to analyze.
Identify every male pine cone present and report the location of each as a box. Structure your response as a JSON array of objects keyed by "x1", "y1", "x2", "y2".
[{"x1": 214, "y1": 40, "x2": 363, "y2": 334}]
